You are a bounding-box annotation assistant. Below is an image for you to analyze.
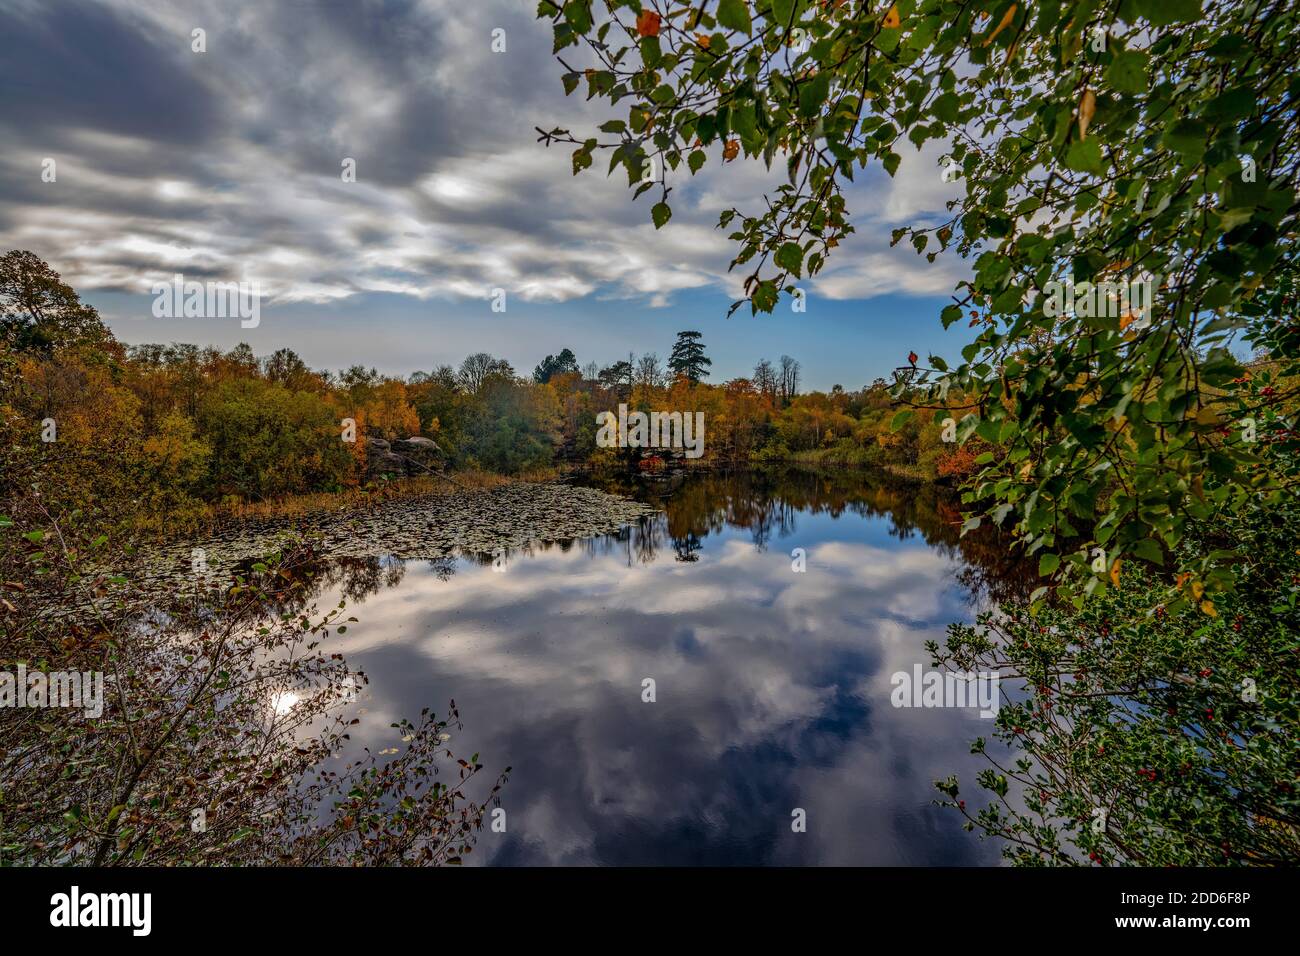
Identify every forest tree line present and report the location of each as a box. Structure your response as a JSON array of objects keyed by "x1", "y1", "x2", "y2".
[{"x1": 1, "y1": 251, "x2": 981, "y2": 529}]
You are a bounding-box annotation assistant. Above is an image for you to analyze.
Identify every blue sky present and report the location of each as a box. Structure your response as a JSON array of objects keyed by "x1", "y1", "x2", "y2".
[
  {"x1": 3, "y1": 0, "x2": 977, "y2": 392},
  {"x1": 88, "y1": 286, "x2": 977, "y2": 391}
]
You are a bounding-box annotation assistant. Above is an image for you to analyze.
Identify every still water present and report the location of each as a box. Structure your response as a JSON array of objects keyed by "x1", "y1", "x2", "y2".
[{"x1": 312, "y1": 469, "x2": 1032, "y2": 865}]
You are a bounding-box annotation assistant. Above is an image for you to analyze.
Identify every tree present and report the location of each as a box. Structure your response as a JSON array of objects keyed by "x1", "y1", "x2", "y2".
[
  {"x1": 458, "y1": 352, "x2": 514, "y2": 394},
  {"x1": 263, "y1": 347, "x2": 317, "y2": 391},
  {"x1": 532, "y1": 347, "x2": 579, "y2": 384},
  {"x1": 634, "y1": 352, "x2": 664, "y2": 393},
  {"x1": 668, "y1": 330, "x2": 712, "y2": 384},
  {"x1": 598, "y1": 359, "x2": 634, "y2": 399},
  {"x1": 462, "y1": 376, "x2": 562, "y2": 473},
  {"x1": 538, "y1": 0, "x2": 1300, "y2": 604},
  {"x1": 778, "y1": 354, "x2": 800, "y2": 404},
  {"x1": 339, "y1": 364, "x2": 378, "y2": 390},
  {"x1": 752, "y1": 358, "x2": 778, "y2": 403},
  {"x1": 0, "y1": 250, "x2": 116, "y2": 355}
]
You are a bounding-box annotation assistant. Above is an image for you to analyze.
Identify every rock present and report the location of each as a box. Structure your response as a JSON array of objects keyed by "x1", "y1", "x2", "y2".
[
  {"x1": 368, "y1": 450, "x2": 407, "y2": 477},
  {"x1": 364, "y1": 435, "x2": 441, "y2": 479},
  {"x1": 389, "y1": 436, "x2": 443, "y2": 477},
  {"x1": 392, "y1": 436, "x2": 441, "y2": 456}
]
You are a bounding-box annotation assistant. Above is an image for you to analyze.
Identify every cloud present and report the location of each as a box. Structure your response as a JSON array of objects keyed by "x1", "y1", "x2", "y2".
[
  {"x1": 0, "y1": 0, "x2": 970, "y2": 316},
  {"x1": 306, "y1": 513, "x2": 996, "y2": 865}
]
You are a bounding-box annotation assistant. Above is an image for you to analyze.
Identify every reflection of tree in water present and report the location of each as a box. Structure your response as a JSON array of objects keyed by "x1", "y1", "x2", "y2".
[
  {"x1": 258, "y1": 470, "x2": 1035, "y2": 606},
  {"x1": 673, "y1": 532, "x2": 703, "y2": 563},
  {"x1": 7, "y1": 544, "x2": 505, "y2": 866},
  {"x1": 571, "y1": 467, "x2": 1036, "y2": 604},
  {"x1": 230, "y1": 554, "x2": 422, "y2": 617},
  {"x1": 425, "y1": 557, "x2": 457, "y2": 581}
]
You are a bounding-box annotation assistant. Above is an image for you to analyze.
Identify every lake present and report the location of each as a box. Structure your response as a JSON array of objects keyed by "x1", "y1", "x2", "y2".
[{"x1": 303, "y1": 468, "x2": 1033, "y2": 865}]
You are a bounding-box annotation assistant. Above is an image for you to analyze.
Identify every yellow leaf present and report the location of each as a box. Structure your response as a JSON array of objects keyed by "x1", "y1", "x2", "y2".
[
  {"x1": 984, "y1": 3, "x2": 1018, "y2": 46},
  {"x1": 1078, "y1": 89, "x2": 1096, "y2": 140},
  {"x1": 1200, "y1": 600, "x2": 1217, "y2": 617},
  {"x1": 1109, "y1": 558, "x2": 1122, "y2": 588},
  {"x1": 883, "y1": 5, "x2": 900, "y2": 28},
  {"x1": 1191, "y1": 580, "x2": 1204, "y2": 600}
]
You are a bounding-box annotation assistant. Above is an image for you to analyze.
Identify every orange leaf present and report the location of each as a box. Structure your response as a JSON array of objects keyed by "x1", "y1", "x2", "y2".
[
  {"x1": 696, "y1": 33, "x2": 711, "y2": 49},
  {"x1": 636, "y1": 10, "x2": 661, "y2": 37},
  {"x1": 1078, "y1": 89, "x2": 1096, "y2": 140},
  {"x1": 1109, "y1": 558, "x2": 1122, "y2": 588},
  {"x1": 883, "y1": 5, "x2": 900, "y2": 28},
  {"x1": 984, "y1": 3, "x2": 1017, "y2": 46},
  {"x1": 723, "y1": 139, "x2": 740, "y2": 161}
]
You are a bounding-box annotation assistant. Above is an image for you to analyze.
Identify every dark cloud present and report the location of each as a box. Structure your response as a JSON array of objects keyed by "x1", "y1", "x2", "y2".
[
  {"x1": 0, "y1": 0, "x2": 221, "y2": 146},
  {"x1": 0, "y1": 0, "x2": 964, "y2": 322}
]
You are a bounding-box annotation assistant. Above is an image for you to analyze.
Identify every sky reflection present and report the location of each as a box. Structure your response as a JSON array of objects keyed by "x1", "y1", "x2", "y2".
[{"x1": 316, "y1": 472, "x2": 1025, "y2": 865}]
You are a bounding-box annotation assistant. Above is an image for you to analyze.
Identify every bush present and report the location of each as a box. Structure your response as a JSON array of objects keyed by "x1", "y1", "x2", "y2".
[{"x1": 933, "y1": 501, "x2": 1300, "y2": 865}]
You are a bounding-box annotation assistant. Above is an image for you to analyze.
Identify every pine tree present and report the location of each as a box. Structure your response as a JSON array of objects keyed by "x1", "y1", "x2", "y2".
[{"x1": 667, "y1": 330, "x2": 711, "y2": 385}]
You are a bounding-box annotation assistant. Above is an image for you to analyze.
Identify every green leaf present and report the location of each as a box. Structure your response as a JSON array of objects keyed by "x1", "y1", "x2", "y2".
[
  {"x1": 933, "y1": 92, "x2": 960, "y2": 123},
  {"x1": 890, "y1": 408, "x2": 914, "y2": 431},
  {"x1": 640, "y1": 35, "x2": 662, "y2": 69},
  {"x1": 716, "y1": 0, "x2": 752, "y2": 35},
  {"x1": 771, "y1": 0, "x2": 803, "y2": 26},
  {"x1": 774, "y1": 241, "x2": 804, "y2": 277},
  {"x1": 1064, "y1": 138, "x2": 1104, "y2": 174},
  {"x1": 1136, "y1": 0, "x2": 1201, "y2": 27},
  {"x1": 651, "y1": 202, "x2": 672, "y2": 229},
  {"x1": 798, "y1": 70, "x2": 831, "y2": 118},
  {"x1": 1105, "y1": 49, "x2": 1150, "y2": 95},
  {"x1": 1038, "y1": 553, "x2": 1061, "y2": 576},
  {"x1": 1131, "y1": 538, "x2": 1164, "y2": 566},
  {"x1": 751, "y1": 279, "x2": 779, "y2": 313},
  {"x1": 1163, "y1": 119, "x2": 1208, "y2": 159}
]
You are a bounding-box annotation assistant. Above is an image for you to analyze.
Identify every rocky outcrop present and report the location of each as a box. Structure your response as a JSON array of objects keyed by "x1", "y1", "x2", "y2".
[{"x1": 366, "y1": 435, "x2": 443, "y2": 480}]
